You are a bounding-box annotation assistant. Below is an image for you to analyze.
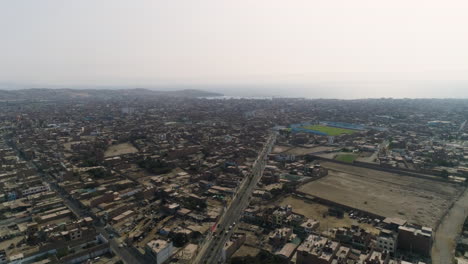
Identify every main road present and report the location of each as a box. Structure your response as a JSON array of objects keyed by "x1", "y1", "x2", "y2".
[
  {"x1": 192, "y1": 132, "x2": 277, "y2": 264},
  {"x1": 460, "y1": 120, "x2": 467, "y2": 132}
]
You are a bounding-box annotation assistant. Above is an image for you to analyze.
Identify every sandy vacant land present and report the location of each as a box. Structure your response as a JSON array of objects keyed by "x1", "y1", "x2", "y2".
[
  {"x1": 277, "y1": 196, "x2": 379, "y2": 234},
  {"x1": 232, "y1": 245, "x2": 260, "y2": 258},
  {"x1": 104, "y1": 142, "x2": 138, "y2": 157},
  {"x1": 272, "y1": 145, "x2": 292, "y2": 154},
  {"x1": 298, "y1": 162, "x2": 463, "y2": 228}
]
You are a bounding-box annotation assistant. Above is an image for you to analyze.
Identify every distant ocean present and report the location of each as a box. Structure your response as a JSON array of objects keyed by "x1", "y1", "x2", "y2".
[{"x1": 200, "y1": 95, "x2": 273, "y2": 100}]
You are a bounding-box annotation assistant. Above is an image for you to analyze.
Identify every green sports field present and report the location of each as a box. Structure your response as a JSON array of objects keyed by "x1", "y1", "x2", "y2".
[
  {"x1": 335, "y1": 154, "x2": 358, "y2": 163},
  {"x1": 301, "y1": 125, "x2": 357, "y2": 136}
]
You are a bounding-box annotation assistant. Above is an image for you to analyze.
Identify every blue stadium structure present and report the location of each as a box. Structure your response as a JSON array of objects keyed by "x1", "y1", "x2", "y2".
[
  {"x1": 319, "y1": 121, "x2": 366, "y2": 131},
  {"x1": 291, "y1": 127, "x2": 328, "y2": 135}
]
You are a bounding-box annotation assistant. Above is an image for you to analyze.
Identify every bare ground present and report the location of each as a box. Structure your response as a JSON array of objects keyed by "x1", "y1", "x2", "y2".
[
  {"x1": 104, "y1": 142, "x2": 138, "y2": 157},
  {"x1": 272, "y1": 145, "x2": 292, "y2": 154},
  {"x1": 232, "y1": 245, "x2": 260, "y2": 258},
  {"x1": 298, "y1": 162, "x2": 463, "y2": 228},
  {"x1": 277, "y1": 196, "x2": 380, "y2": 234}
]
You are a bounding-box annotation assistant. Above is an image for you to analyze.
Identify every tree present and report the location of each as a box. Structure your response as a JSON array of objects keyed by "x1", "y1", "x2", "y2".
[
  {"x1": 441, "y1": 170, "x2": 449, "y2": 179},
  {"x1": 230, "y1": 250, "x2": 286, "y2": 264},
  {"x1": 304, "y1": 155, "x2": 315, "y2": 162},
  {"x1": 56, "y1": 247, "x2": 69, "y2": 259},
  {"x1": 88, "y1": 168, "x2": 111, "y2": 179},
  {"x1": 184, "y1": 197, "x2": 207, "y2": 210},
  {"x1": 282, "y1": 183, "x2": 296, "y2": 194},
  {"x1": 172, "y1": 233, "x2": 188, "y2": 247},
  {"x1": 137, "y1": 158, "x2": 172, "y2": 175}
]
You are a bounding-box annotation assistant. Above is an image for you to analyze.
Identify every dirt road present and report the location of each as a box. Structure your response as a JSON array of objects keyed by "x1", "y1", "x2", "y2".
[{"x1": 432, "y1": 188, "x2": 468, "y2": 264}]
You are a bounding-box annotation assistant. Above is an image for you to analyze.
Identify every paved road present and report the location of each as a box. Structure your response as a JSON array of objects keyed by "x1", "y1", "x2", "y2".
[
  {"x1": 459, "y1": 120, "x2": 467, "y2": 132},
  {"x1": 432, "y1": 188, "x2": 468, "y2": 264},
  {"x1": 193, "y1": 133, "x2": 277, "y2": 264}
]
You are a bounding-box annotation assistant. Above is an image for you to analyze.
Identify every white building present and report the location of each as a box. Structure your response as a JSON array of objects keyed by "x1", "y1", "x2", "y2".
[
  {"x1": 146, "y1": 239, "x2": 173, "y2": 264},
  {"x1": 0, "y1": 250, "x2": 7, "y2": 264},
  {"x1": 21, "y1": 183, "x2": 50, "y2": 196},
  {"x1": 300, "y1": 219, "x2": 320, "y2": 235},
  {"x1": 376, "y1": 229, "x2": 397, "y2": 253},
  {"x1": 121, "y1": 107, "x2": 135, "y2": 114}
]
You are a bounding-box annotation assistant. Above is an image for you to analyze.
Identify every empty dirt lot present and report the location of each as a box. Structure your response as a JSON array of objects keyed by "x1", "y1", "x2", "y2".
[
  {"x1": 277, "y1": 195, "x2": 380, "y2": 234},
  {"x1": 298, "y1": 161, "x2": 463, "y2": 228},
  {"x1": 104, "y1": 142, "x2": 138, "y2": 157}
]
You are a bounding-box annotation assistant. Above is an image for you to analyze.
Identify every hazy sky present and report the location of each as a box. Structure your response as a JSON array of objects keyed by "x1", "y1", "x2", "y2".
[{"x1": 1, "y1": 0, "x2": 468, "y2": 98}]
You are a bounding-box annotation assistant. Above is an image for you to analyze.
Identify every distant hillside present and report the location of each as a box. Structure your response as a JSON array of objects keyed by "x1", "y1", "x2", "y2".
[{"x1": 0, "y1": 88, "x2": 222, "y2": 101}]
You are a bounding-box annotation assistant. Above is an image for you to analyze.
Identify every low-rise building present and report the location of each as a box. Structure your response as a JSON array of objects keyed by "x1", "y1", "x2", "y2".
[
  {"x1": 300, "y1": 218, "x2": 320, "y2": 235},
  {"x1": 376, "y1": 229, "x2": 398, "y2": 253},
  {"x1": 296, "y1": 234, "x2": 340, "y2": 264},
  {"x1": 397, "y1": 225, "x2": 432, "y2": 257},
  {"x1": 146, "y1": 239, "x2": 174, "y2": 264}
]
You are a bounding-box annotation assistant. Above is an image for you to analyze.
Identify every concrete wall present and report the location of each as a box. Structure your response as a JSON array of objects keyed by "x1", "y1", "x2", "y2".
[{"x1": 307, "y1": 155, "x2": 454, "y2": 184}]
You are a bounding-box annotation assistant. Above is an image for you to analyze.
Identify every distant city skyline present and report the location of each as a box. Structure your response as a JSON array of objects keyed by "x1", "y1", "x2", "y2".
[{"x1": 1, "y1": 0, "x2": 468, "y2": 98}]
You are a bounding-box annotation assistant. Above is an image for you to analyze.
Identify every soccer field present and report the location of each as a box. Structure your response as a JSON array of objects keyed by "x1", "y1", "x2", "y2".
[
  {"x1": 335, "y1": 154, "x2": 358, "y2": 163},
  {"x1": 301, "y1": 125, "x2": 357, "y2": 136}
]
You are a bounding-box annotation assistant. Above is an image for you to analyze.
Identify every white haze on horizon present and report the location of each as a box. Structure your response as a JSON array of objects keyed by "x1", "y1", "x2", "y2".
[{"x1": 1, "y1": 0, "x2": 468, "y2": 99}]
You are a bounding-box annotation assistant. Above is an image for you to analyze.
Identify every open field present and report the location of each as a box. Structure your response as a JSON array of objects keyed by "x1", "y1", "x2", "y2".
[
  {"x1": 232, "y1": 245, "x2": 260, "y2": 258},
  {"x1": 335, "y1": 153, "x2": 358, "y2": 163},
  {"x1": 301, "y1": 125, "x2": 357, "y2": 136},
  {"x1": 277, "y1": 196, "x2": 380, "y2": 234},
  {"x1": 272, "y1": 145, "x2": 291, "y2": 153},
  {"x1": 104, "y1": 142, "x2": 138, "y2": 157},
  {"x1": 355, "y1": 151, "x2": 378, "y2": 163},
  {"x1": 298, "y1": 161, "x2": 463, "y2": 228}
]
